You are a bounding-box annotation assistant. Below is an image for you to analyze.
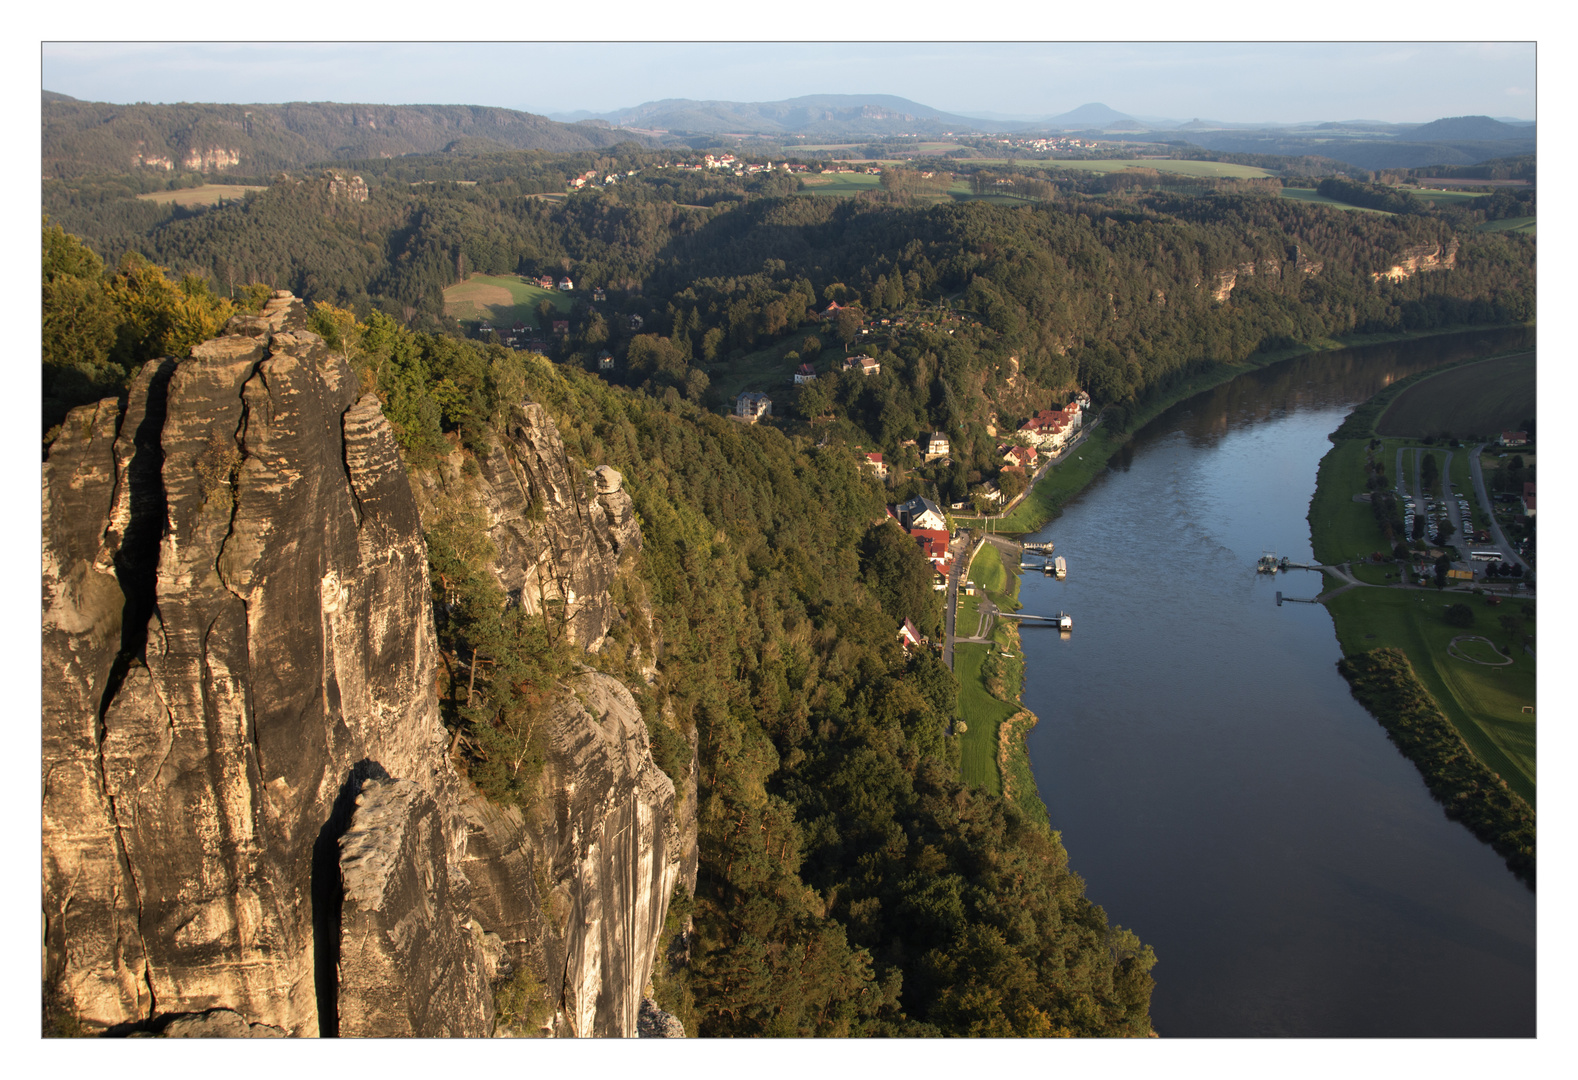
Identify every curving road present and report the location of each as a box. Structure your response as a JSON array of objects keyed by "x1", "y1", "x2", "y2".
[{"x1": 1468, "y1": 442, "x2": 1529, "y2": 572}]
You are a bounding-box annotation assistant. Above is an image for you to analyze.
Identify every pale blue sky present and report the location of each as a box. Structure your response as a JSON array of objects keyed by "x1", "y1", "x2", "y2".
[{"x1": 41, "y1": 42, "x2": 1535, "y2": 125}]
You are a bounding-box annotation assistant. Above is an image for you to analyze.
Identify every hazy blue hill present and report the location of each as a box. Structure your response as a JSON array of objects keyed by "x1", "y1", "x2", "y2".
[
  {"x1": 1403, "y1": 115, "x2": 1533, "y2": 141},
  {"x1": 1044, "y1": 102, "x2": 1134, "y2": 128},
  {"x1": 559, "y1": 94, "x2": 1028, "y2": 135}
]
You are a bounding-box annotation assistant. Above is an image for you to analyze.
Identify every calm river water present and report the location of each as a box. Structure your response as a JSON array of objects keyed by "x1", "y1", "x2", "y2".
[{"x1": 1018, "y1": 328, "x2": 1536, "y2": 1037}]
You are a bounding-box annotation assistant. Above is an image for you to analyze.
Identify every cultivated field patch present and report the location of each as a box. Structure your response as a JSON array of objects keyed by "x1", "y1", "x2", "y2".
[
  {"x1": 441, "y1": 274, "x2": 572, "y2": 329},
  {"x1": 135, "y1": 184, "x2": 266, "y2": 207},
  {"x1": 1279, "y1": 188, "x2": 1393, "y2": 214},
  {"x1": 1375, "y1": 353, "x2": 1536, "y2": 438},
  {"x1": 1052, "y1": 159, "x2": 1274, "y2": 178}
]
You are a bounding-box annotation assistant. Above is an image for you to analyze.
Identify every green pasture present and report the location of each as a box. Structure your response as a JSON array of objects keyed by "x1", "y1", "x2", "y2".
[
  {"x1": 135, "y1": 184, "x2": 265, "y2": 207},
  {"x1": 1480, "y1": 216, "x2": 1535, "y2": 234},
  {"x1": 1052, "y1": 159, "x2": 1274, "y2": 179},
  {"x1": 1407, "y1": 188, "x2": 1488, "y2": 207},
  {"x1": 1279, "y1": 188, "x2": 1393, "y2": 214},
  {"x1": 1324, "y1": 587, "x2": 1535, "y2": 803},
  {"x1": 441, "y1": 274, "x2": 572, "y2": 329},
  {"x1": 708, "y1": 335, "x2": 815, "y2": 405},
  {"x1": 1374, "y1": 353, "x2": 1536, "y2": 438},
  {"x1": 797, "y1": 173, "x2": 882, "y2": 197}
]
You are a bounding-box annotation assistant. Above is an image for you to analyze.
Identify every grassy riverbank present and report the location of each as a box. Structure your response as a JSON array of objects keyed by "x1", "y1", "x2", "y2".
[
  {"x1": 1308, "y1": 340, "x2": 1536, "y2": 881},
  {"x1": 953, "y1": 545, "x2": 1050, "y2": 826}
]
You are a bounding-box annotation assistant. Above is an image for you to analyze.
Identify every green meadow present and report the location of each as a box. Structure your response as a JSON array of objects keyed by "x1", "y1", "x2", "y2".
[
  {"x1": 442, "y1": 274, "x2": 572, "y2": 329},
  {"x1": 1375, "y1": 353, "x2": 1536, "y2": 438},
  {"x1": 1279, "y1": 188, "x2": 1393, "y2": 214}
]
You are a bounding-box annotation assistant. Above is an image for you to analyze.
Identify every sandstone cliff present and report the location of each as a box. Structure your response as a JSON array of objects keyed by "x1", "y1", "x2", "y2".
[{"x1": 42, "y1": 293, "x2": 688, "y2": 1036}]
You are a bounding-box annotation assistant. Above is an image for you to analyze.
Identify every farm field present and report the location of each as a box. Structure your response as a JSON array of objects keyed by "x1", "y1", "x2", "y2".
[
  {"x1": 1324, "y1": 586, "x2": 1535, "y2": 804},
  {"x1": 1481, "y1": 216, "x2": 1535, "y2": 234},
  {"x1": 441, "y1": 274, "x2": 572, "y2": 328},
  {"x1": 1374, "y1": 352, "x2": 1535, "y2": 438},
  {"x1": 1280, "y1": 187, "x2": 1393, "y2": 214},
  {"x1": 797, "y1": 173, "x2": 882, "y2": 196},
  {"x1": 1406, "y1": 188, "x2": 1488, "y2": 207},
  {"x1": 1051, "y1": 158, "x2": 1275, "y2": 178},
  {"x1": 135, "y1": 184, "x2": 266, "y2": 207}
]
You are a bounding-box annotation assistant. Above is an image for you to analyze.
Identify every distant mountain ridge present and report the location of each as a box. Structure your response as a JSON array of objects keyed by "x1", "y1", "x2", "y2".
[
  {"x1": 550, "y1": 94, "x2": 1036, "y2": 135},
  {"x1": 42, "y1": 95, "x2": 652, "y2": 178}
]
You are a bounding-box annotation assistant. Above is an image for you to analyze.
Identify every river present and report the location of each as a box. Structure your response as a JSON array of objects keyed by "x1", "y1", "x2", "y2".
[{"x1": 1017, "y1": 328, "x2": 1536, "y2": 1037}]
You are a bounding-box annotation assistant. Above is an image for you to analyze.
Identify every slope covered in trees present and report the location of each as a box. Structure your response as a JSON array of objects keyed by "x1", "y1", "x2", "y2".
[{"x1": 43, "y1": 228, "x2": 1157, "y2": 1035}]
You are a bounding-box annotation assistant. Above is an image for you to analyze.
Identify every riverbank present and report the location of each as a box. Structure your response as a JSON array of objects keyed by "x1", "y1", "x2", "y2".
[
  {"x1": 1307, "y1": 349, "x2": 1536, "y2": 883},
  {"x1": 965, "y1": 323, "x2": 1532, "y2": 538},
  {"x1": 953, "y1": 544, "x2": 1050, "y2": 826}
]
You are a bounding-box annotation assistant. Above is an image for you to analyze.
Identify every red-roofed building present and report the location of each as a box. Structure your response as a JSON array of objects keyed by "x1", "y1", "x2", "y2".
[
  {"x1": 1523, "y1": 481, "x2": 1536, "y2": 517},
  {"x1": 863, "y1": 452, "x2": 887, "y2": 479},
  {"x1": 1019, "y1": 401, "x2": 1083, "y2": 450},
  {"x1": 1500, "y1": 431, "x2": 1529, "y2": 447},
  {"x1": 794, "y1": 363, "x2": 818, "y2": 385},
  {"x1": 909, "y1": 527, "x2": 953, "y2": 583},
  {"x1": 899, "y1": 618, "x2": 923, "y2": 651},
  {"x1": 1001, "y1": 445, "x2": 1037, "y2": 469},
  {"x1": 821, "y1": 301, "x2": 844, "y2": 320}
]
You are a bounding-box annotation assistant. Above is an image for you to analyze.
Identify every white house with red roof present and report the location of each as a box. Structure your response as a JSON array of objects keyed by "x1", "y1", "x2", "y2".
[
  {"x1": 863, "y1": 452, "x2": 887, "y2": 479},
  {"x1": 898, "y1": 618, "x2": 923, "y2": 650},
  {"x1": 842, "y1": 354, "x2": 881, "y2": 375},
  {"x1": 794, "y1": 363, "x2": 818, "y2": 385}
]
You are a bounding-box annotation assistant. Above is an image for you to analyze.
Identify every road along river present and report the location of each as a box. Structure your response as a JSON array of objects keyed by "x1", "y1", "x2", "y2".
[{"x1": 1017, "y1": 328, "x2": 1535, "y2": 1037}]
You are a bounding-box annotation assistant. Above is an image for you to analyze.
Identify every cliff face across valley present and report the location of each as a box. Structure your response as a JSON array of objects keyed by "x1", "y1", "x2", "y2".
[{"x1": 42, "y1": 293, "x2": 688, "y2": 1036}]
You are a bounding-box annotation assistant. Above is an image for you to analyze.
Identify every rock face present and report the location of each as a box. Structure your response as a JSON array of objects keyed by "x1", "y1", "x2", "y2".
[
  {"x1": 460, "y1": 672, "x2": 686, "y2": 1037},
  {"x1": 1372, "y1": 238, "x2": 1460, "y2": 282},
  {"x1": 42, "y1": 294, "x2": 687, "y2": 1037},
  {"x1": 413, "y1": 403, "x2": 640, "y2": 652}
]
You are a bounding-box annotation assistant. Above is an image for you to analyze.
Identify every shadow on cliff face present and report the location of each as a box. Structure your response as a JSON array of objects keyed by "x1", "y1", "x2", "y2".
[
  {"x1": 98, "y1": 357, "x2": 176, "y2": 724},
  {"x1": 312, "y1": 759, "x2": 391, "y2": 1037}
]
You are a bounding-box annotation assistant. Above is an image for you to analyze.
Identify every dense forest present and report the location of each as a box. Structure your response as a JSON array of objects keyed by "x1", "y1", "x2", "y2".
[{"x1": 46, "y1": 149, "x2": 1535, "y2": 512}]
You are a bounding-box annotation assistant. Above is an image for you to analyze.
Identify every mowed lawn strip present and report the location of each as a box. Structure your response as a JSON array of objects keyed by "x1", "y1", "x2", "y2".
[
  {"x1": 953, "y1": 643, "x2": 1014, "y2": 793},
  {"x1": 1308, "y1": 437, "x2": 1383, "y2": 565},
  {"x1": 1375, "y1": 353, "x2": 1535, "y2": 438}
]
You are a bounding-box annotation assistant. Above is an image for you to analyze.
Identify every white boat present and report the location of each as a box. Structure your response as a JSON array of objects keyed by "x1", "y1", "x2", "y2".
[
  {"x1": 1056, "y1": 611, "x2": 1072, "y2": 631},
  {"x1": 1054, "y1": 556, "x2": 1067, "y2": 580},
  {"x1": 1257, "y1": 550, "x2": 1280, "y2": 573}
]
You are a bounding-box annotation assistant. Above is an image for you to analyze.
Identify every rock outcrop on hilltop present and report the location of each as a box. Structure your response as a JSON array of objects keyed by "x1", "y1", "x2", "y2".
[{"x1": 42, "y1": 293, "x2": 689, "y2": 1037}]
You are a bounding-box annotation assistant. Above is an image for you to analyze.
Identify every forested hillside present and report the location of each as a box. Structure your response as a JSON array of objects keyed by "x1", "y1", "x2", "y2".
[
  {"x1": 43, "y1": 224, "x2": 1157, "y2": 1035},
  {"x1": 42, "y1": 96, "x2": 649, "y2": 179},
  {"x1": 46, "y1": 149, "x2": 1535, "y2": 511}
]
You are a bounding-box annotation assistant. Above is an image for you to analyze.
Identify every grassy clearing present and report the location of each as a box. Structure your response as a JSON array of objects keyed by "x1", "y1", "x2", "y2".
[
  {"x1": 442, "y1": 274, "x2": 571, "y2": 328},
  {"x1": 1479, "y1": 216, "x2": 1535, "y2": 234},
  {"x1": 707, "y1": 336, "x2": 813, "y2": 404},
  {"x1": 1375, "y1": 353, "x2": 1535, "y2": 438},
  {"x1": 797, "y1": 173, "x2": 882, "y2": 197},
  {"x1": 1279, "y1": 188, "x2": 1394, "y2": 214},
  {"x1": 1404, "y1": 188, "x2": 1488, "y2": 206},
  {"x1": 1052, "y1": 159, "x2": 1274, "y2": 179},
  {"x1": 1324, "y1": 587, "x2": 1535, "y2": 803},
  {"x1": 135, "y1": 184, "x2": 266, "y2": 207},
  {"x1": 954, "y1": 644, "x2": 1012, "y2": 793}
]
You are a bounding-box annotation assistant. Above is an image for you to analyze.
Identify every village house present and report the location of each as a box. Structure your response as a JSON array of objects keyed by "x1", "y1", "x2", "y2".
[
  {"x1": 629, "y1": 314, "x2": 644, "y2": 330},
  {"x1": 898, "y1": 618, "x2": 923, "y2": 651},
  {"x1": 558, "y1": 276, "x2": 574, "y2": 292},
  {"x1": 843, "y1": 354, "x2": 881, "y2": 375},
  {"x1": 537, "y1": 274, "x2": 555, "y2": 289},
  {"x1": 597, "y1": 351, "x2": 615, "y2": 371},
  {"x1": 1001, "y1": 444, "x2": 1037, "y2": 469},
  {"x1": 924, "y1": 432, "x2": 950, "y2": 461},
  {"x1": 896, "y1": 494, "x2": 947, "y2": 532},
  {"x1": 793, "y1": 363, "x2": 818, "y2": 385},
  {"x1": 1500, "y1": 430, "x2": 1529, "y2": 447},
  {"x1": 735, "y1": 391, "x2": 772, "y2": 422},
  {"x1": 909, "y1": 527, "x2": 953, "y2": 583},
  {"x1": 592, "y1": 287, "x2": 606, "y2": 302},
  {"x1": 1523, "y1": 481, "x2": 1536, "y2": 517},
  {"x1": 552, "y1": 319, "x2": 569, "y2": 335},
  {"x1": 863, "y1": 451, "x2": 887, "y2": 479}
]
